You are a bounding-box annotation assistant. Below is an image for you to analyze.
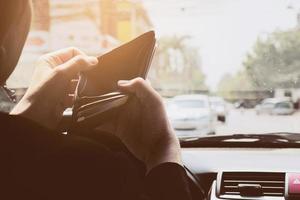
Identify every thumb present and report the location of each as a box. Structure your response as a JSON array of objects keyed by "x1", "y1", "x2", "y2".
[
  {"x1": 118, "y1": 78, "x2": 162, "y2": 104},
  {"x1": 57, "y1": 55, "x2": 98, "y2": 78}
]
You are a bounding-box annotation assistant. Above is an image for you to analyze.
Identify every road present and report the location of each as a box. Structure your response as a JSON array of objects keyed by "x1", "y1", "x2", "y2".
[{"x1": 215, "y1": 109, "x2": 300, "y2": 135}]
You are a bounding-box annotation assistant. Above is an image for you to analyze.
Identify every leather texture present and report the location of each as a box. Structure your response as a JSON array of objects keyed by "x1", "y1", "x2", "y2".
[
  {"x1": 76, "y1": 31, "x2": 156, "y2": 98},
  {"x1": 72, "y1": 31, "x2": 156, "y2": 129}
]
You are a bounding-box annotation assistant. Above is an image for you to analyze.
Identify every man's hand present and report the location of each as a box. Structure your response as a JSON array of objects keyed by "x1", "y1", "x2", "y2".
[
  {"x1": 10, "y1": 47, "x2": 98, "y2": 129},
  {"x1": 116, "y1": 78, "x2": 182, "y2": 172}
]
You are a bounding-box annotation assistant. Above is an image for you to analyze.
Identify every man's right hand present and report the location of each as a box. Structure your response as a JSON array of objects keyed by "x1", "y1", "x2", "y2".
[{"x1": 116, "y1": 78, "x2": 182, "y2": 172}]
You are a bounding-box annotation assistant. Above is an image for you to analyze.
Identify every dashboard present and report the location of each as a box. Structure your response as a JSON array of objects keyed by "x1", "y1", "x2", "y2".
[{"x1": 182, "y1": 148, "x2": 300, "y2": 200}]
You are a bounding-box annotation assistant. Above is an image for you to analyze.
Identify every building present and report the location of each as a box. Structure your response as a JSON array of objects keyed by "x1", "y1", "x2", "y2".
[
  {"x1": 100, "y1": 0, "x2": 152, "y2": 44},
  {"x1": 7, "y1": 0, "x2": 152, "y2": 89}
]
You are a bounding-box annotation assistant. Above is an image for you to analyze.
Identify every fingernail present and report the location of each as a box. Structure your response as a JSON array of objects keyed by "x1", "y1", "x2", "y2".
[
  {"x1": 87, "y1": 56, "x2": 98, "y2": 65},
  {"x1": 118, "y1": 80, "x2": 130, "y2": 86}
]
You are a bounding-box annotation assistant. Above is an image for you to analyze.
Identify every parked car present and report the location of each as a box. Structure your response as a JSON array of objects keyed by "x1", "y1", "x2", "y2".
[
  {"x1": 255, "y1": 98, "x2": 294, "y2": 115},
  {"x1": 272, "y1": 101, "x2": 295, "y2": 115},
  {"x1": 209, "y1": 96, "x2": 228, "y2": 123},
  {"x1": 166, "y1": 94, "x2": 216, "y2": 137}
]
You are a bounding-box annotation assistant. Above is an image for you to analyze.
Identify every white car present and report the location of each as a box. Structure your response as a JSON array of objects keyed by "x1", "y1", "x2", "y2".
[
  {"x1": 209, "y1": 96, "x2": 228, "y2": 122},
  {"x1": 255, "y1": 98, "x2": 294, "y2": 115},
  {"x1": 166, "y1": 94, "x2": 216, "y2": 137}
]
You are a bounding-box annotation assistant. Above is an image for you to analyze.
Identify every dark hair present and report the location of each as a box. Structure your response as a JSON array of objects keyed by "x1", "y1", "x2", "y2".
[{"x1": 0, "y1": 0, "x2": 31, "y2": 85}]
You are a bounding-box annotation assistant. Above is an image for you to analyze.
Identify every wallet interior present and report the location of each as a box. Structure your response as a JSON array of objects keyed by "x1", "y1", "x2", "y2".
[
  {"x1": 72, "y1": 31, "x2": 156, "y2": 128},
  {"x1": 76, "y1": 31, "x2": 156, "y2": 98}
]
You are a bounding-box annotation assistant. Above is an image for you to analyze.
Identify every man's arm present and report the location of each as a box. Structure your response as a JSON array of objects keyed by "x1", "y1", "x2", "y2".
[
  {"x1": 1, "y1": 113, "x2": 126, "y2": 200},
  {"x1": 144, "y1": 163, "x2": 193, "y2": 200}
]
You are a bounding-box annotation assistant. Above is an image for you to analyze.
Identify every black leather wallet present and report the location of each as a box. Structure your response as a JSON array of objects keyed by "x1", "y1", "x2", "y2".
[{"x1": 71, "y1": 31, "x2": 156, "y2": 129}]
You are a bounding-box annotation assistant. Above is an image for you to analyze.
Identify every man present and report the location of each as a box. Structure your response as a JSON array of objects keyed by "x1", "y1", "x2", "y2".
[{"x1": 0, "y1": 0, "x2": 194, "y2": 199}]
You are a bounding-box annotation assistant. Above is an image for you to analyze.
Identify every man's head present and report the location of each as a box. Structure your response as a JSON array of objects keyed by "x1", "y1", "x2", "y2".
[{"x1": 0, "y1": 0, "x2": 31, "y2": 86}]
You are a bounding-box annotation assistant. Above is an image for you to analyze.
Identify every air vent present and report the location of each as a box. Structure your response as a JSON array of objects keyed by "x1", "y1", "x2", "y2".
[{"x1": 219, "y1": 172, "x2": 285, "y2": 197}]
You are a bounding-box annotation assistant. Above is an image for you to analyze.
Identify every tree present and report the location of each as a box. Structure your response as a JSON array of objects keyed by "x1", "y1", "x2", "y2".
[
  {"x1": 243, "y1": 29, "x2": 300, "y2": 89},
  {"x1": 149, "y1": 36, "x2": 207, "y2": 92},
  {"x1": 217, "y1": 70, "x2": 255, "y2": 99}
]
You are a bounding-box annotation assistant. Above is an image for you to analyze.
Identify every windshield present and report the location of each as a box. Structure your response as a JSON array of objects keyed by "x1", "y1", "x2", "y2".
[{"x1": 2, "y1": 0, "x2": 300, "y2": 140}]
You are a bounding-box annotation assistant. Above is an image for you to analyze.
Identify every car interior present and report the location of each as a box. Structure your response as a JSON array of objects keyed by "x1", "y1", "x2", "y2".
[
  {"x1": 180, "y1": 134, "x2": 300, "y2": 200},
  {"x1": 2, "y1": 0, "x2": 300, "y2": 200}
]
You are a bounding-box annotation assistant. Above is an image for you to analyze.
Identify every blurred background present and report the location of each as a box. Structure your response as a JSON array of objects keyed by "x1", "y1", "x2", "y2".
[{"x1": 3, "y1": 0, "x2": 300, "y2": 137}]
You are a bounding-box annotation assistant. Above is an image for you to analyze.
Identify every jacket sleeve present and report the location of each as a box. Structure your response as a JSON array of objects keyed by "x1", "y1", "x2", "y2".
[
  {"x1": 143, "y1": 162, "x2": 193, "y2": 200},
  {"x1": 1, "y1": 112, "x2": 127, "y2": 200}
]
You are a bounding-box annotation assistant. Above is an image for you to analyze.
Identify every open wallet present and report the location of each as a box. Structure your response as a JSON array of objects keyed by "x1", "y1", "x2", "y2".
[{"x1": 70, "y1": 31, "x2": 156, "y2": 130}]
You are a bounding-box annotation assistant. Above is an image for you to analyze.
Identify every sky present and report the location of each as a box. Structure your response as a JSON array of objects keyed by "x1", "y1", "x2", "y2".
[{"x1": 143, "y1": 0, "x2": 299, "y2": 90}]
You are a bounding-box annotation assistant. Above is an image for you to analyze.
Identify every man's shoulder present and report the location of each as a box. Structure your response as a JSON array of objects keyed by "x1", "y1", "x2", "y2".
[{"x1": 0, "y1": 112, "x2": 113, "y2": 159}]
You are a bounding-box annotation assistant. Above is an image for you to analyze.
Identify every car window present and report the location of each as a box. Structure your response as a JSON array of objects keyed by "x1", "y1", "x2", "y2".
[{"x1": 275, "y1": 102, "x2": 292, "y2": 108}]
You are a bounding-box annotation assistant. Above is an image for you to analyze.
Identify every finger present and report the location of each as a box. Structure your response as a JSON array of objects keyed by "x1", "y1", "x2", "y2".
[
  {"x1": 57, "y1": 55, "x2": 98, "y2": 79},
  {"x1": 117, "y1": 77, "x2": 161, "y2": 103},
  {"x1": 39, "y1": 47, "x2": 87, "y2": 68},
  {"x1": 117, "y1": 77, "x2": 150, "y2": 95}
]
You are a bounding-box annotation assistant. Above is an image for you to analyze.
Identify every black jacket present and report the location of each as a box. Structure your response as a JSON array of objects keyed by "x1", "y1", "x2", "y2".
[{"x1": 0, "y1": 112, "x2": 193, "y2": 200}]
